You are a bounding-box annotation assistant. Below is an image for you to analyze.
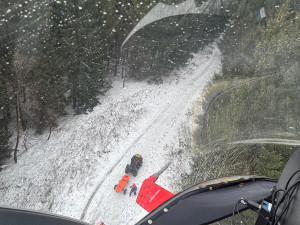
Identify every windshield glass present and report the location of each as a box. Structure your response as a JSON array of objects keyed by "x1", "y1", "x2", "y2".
[{"x1": 0, "y1": 0, "x2": 299, "y2": 225}]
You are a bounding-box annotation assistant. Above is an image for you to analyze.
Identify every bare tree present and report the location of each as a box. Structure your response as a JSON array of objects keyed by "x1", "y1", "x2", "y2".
[{"x1": 11, "y1": 52, "x2": 35, "y2": 163}]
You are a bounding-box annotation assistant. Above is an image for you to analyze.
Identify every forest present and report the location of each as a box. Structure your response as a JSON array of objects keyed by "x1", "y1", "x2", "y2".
[
  {"x1": 0, "y1": 0, "x2": 299, "y2": 168},
  {"x1": 0, "y1": 0, "x2": 227, "y2": 164},
  {"x1": 186, "y1": 0, "x2": 299, "y2": 186}
]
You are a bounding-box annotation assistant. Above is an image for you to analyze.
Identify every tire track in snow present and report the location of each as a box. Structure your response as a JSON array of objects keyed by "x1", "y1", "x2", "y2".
[
  {"x1": 80, "y1": 105, "x2": 170, "y2": 220},
  {"x1": 80, "y1": 46, "x2": 220, "y2": 221}
]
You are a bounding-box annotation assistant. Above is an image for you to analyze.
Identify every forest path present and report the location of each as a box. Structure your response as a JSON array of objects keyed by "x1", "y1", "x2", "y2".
[{"x1": 81, "y1": 43, "x2": 222, "y2": 225}]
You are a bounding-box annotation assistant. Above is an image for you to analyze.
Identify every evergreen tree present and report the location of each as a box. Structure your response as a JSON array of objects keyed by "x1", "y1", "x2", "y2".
[
  {"x1": 254, "y1": 0, "x2": 300, "y2": 75},
  {"x1": 53, "y1": 0, "x2": 110, "y2": 113}
]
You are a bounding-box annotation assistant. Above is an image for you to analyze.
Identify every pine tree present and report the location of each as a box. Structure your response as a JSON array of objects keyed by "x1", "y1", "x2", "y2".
[
  {"x1": 54, "y1": 0, "x2": 110, "y2": 113},
  {"x1": 254, "y1": 0, "x2": 300, "y2": 74}
]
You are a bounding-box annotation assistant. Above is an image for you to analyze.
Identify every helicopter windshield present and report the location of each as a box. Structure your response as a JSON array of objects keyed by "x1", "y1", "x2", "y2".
[{"x1": 0, "y1": 0, "x2": 299, "y2": 225}]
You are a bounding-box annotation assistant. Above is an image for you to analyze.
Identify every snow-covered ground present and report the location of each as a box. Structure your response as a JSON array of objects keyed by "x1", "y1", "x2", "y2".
[{"x1": 0, "y1": 42, "x2": 221, "y2": 225}]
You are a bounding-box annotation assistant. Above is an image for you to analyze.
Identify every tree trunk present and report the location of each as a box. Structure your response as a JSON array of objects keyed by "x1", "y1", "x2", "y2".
[
  {"x1": 72, "y1": 81, "x2": 77, "y2": 109},
  {"x1": 19, "y1": 105, "x2": 26, "y2": 131},
  {"x1": 122, "y1": 54, "x2": 126, "y2": 88},
  {"x1": 121, "y1": 57, "x2": 125, "y2": 79},
  {"x1": 122, "y1": 50, "x2": 128, "y2": 88},
  {"x1": 131, "y1": 65, "x2": 135, "y2": 77},
  {"x1": 6, "y1": 104, "x2": 11, "y2": 119},
  {"x1": 2, "y1": 109, "x2": 8, "y2": 132},
  {"x1": 107, "y1": 48, "x2": 110, "y2": 72},
  {"x1": 107, "y1": 58, "x2": 110, "y2": 72},
  {"x1": 23, "y1": 85, "x2": 26, "y2": 103},
  {"x1": 114, "y1": 57, "x2": 119, "y2": 77},
  {"x1": 23, "y1": 131, "x2": 28, "y2": 151},
  {"x1": 14, "y1": 90, "x2": 21, "y2": 163},
  {"x1": 47, "y1": 123, "x2": 52, "y2": 140},
  {"x1": 123, "y1": 76, "x2": 125, "y2": 88}
]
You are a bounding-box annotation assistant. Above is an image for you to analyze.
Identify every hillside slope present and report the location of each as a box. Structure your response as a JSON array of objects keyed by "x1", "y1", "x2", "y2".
[{"x1": 0, "y1": 42, "x2": 221, "y2": 225}]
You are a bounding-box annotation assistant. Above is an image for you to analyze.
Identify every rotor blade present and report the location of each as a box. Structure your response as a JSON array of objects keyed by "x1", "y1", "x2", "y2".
[{"x1": 154, "y1": 162, "x2": 171, "y2": 179}]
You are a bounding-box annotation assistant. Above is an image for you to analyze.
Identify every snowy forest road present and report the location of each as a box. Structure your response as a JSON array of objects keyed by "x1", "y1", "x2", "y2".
[
  {"x1": 81, "y1": 43, "x2": 222, "y2": 225},
  {"x1": 80, "y1": 105, "x2": 170, "y2": 220},
  {"x1": 0, "y1": 42, "x2": 222, "y2": 225}
]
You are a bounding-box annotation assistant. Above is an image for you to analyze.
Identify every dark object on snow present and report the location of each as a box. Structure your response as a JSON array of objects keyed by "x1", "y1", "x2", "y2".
[
  {"x1": 125, "y1": 154, "x2": 143, "y2": 177},
  {"x1": 0, "y1": 206, "x2": 91, "y2": 225},
  {"x1": 136, "y1": 176, "x2": 277, "y2": 225}
]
